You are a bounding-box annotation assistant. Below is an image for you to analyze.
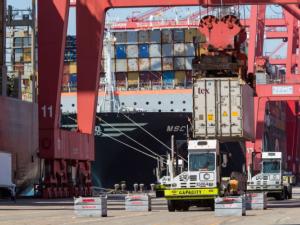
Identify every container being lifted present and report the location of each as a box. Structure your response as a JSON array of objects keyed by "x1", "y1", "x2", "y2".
[{"x1": 193, "y1": 78, "x2": 254, "y2": 141}]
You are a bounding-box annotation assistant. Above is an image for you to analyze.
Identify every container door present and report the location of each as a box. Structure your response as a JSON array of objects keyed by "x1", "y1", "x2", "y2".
[
  {"x1": 229, "y1": 80, "x2": 242, "y2": 136},
  {"x1": 128, "y1": 59, "x2": 138, "y2": 72},
  {"x1": 128, "y1": 72, "x2": 139, "y2": 89},
  {"x1": 162, "y1": 58, "x2": 173, "y2": 71},
  {"x1": 149, "y1": 44, "x2": 161, "y2": 57},
  {"x1": 162, "y1": 30, "x2": 172, "y2": 43},
  {"x1": 162, "y1": 44, "x2": 173, "y2": 57},
  {"x1": 219, "y1": 79, "x2": 231, "y2": 136},
  {"x1": 116, "y1": 44, "x2": 127, "y2": 59},
  {"x1": 127, "y1": 45, "x2": 138, "y2": 58},
  {"x1": 150, "y1": 58, "x2": 162, "y2": 71},
  {"x1": 163, "y1": 71, "x2": 175, "y2": 88},
  {"x1": 174, "y1": 29, "x2": 185, "y2": 43},
  {"x1": 116, "y1": 59, "x2": 127, "y2": 72},
  {"x1": 127, "y1": 31, "x2": 138, "y2": 44},
  {"x1": 139, "y1": 58, "x2": 150, "y2": 71},
  {"x1": 175, "y1": 71, "x2": 186, "y2": 87},
  {"x1": 139, "y1": 44, "x2": 149, "y2": 58},
  {"x1": 150, "y1": 30, "x2": 161, "y2": 43},
  {"x1": 138, "y1": 30, "x2": 149, "y2": 43},
  {"x1": 115, "y1": 32, "x2": 127, "y2": 43},
  {"x1": 193, "y1": 79, "x2": 216, "y2": 137},
  {"x1": 174, "y1": 57, "x2": 185, "y2": 70}
]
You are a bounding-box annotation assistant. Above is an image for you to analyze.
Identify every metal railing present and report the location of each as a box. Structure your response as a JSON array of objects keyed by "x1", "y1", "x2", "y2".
[{"x1": 62, "y1": 80, "x2": 193, "y2": 93}]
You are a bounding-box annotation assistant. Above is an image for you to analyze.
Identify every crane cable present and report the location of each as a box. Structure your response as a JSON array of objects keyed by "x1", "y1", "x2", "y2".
[
  {"x1": 96, "y1": 116, "x2": 167, "y2": 160},
  {"x1": 120, "y1": 113, "x2": 188, "y2": 163}
]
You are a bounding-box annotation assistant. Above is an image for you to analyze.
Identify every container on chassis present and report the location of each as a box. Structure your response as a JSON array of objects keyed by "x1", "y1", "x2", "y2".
[{"x1": 193, "y1": 78, "x2": 254, "y2": 140}]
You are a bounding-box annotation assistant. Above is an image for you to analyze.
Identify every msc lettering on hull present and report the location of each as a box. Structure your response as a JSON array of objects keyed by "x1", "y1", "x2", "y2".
[{"x1": 167, "y1": 125, "x2": 186, "y2": 132}]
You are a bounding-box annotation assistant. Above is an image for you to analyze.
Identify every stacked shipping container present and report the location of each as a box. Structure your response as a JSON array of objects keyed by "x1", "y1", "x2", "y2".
[{"x1": 63, "y1": 28, "x2": 204, "y2": 91}]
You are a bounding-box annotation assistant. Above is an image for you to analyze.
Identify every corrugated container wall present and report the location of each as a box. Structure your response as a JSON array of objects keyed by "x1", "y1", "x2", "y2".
[{"x1": 193, "y1": 78, "x2": 254, "y2": 140}]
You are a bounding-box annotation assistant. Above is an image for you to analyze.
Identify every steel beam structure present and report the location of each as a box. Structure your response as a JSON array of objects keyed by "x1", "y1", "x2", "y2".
[{"x1": 38, "y1": 0, "x2": 93, "y2": 198}]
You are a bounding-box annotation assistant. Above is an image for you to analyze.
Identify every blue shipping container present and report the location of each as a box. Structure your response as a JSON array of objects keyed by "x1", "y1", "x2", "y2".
[
  {"x1": 116, "y1": 44, "x2": 127, "y2": 59},
  {"x1": 139, "y1": 44, "x2": 149, "y2": 58},
  {"x1": 69, "y1": 74, "x2": 77, "y2": 84},
  {"x1": 163, "y1": 71, "x2": 175, "y2": 86}
]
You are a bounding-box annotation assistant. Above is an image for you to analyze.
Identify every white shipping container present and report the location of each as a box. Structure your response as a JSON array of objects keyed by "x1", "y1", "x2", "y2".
[
  {"x1": 150, "y1": 58, "x2": 162, "y2": 71},
  {"x1": 174, "y1": 43, "x2": 185, "y2": 56},
  {"x1": 128, "y1": 59, "x2": 138, "y2": 71},
  {"x1": 193, "y1": 78, "x2": 254, "y2": 140},
  {"x1": 149, "y1": 44, "x2": 161, "y2": 57},
  {"x1": 126, "y1": 45, "x2": 139, "y2": 58},
  {"x1": 0, "y1": 152, "x2": 13, "y2": 186},
  {"x1": 139, "y1": 58, "x2": 150, "y2": 71},
  {"x1": 116, "y1": 59, "x2": 127, "y2": 72}
]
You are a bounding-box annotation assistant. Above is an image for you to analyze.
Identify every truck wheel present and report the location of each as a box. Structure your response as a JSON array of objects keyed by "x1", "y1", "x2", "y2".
[
  {"x1": 167, "y1": 200, "x2": 176, "y2": 212},
  {"x1": 210, "y1": 199, "x2": 215, "y2": 211}
]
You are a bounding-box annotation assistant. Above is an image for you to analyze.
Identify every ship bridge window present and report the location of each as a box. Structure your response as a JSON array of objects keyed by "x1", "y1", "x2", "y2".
[
  {"x1": 72, "y1": 104, "x2": 75, "y2": 107},
  {"x1": 146, "y1": 102, "x2": 149, "y2": 105},
  {"x1": 171, "y1": 109, "x2": 174, "y2": 112},
  {"x1": 158, "y1": 101, "x2": 161, "y2": 105},
  {"x1": 121, "y1": 102, "x2": 125, "y2": 106},
  {"x1": 170, "y1": 101, "x2": 174, "y2": 104},
  {"x1": 134, "y1": 102, "x2": 137, "y2": 105},
  {"x1": 183, "y1": 108, "x2": 186, "y2": 112},
  {"x1": 183, "y1": 100, "x2": 186, "y2": 104},
  {"x1": 158, "y1": 109, "x2": 161, "y2": 112}
]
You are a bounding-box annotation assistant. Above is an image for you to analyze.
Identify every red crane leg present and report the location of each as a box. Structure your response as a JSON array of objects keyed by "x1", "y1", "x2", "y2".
[
  {"x1": 286, "y1": 101, "x2": 297, "y2": 172},
  {"x1": 254, "y1": 97, "x2": 268, "y2": 173},
  {"x1": 77, "y1": 0, "x2": 106, "y2": 134},
  {"x1": 284, "y1": 10, "x2": 297, "y2": 78},
  {"x1": 248, "y1": 5, "x2": 266, "y2": 74}
]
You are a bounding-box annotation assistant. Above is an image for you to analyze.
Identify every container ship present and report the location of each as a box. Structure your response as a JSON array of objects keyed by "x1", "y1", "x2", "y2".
[{"x1": 60, "y1": 28, "x2": 287, "y2": 189}]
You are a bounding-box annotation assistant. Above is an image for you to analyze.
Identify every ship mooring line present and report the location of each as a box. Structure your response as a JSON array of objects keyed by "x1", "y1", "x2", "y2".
[
  {"x1": 97, "y1": 116, "x2": 166, "y2": 161},
  {"x1": 102, "y1": 133, "x2": 167, "y2": 164},
  {"x1": 120, "y1": 113, "x2": 187, "y2": 163}
]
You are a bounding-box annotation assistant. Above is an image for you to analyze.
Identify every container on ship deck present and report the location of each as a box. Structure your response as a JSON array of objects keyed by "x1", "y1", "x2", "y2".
[
  {"x1": 162, "y1": 58, "x2": 173, "y2": 70},
  {"x1": 128, "y1": 72, "x2": 139, "y2": 89},
  {"x1": 139, "y1": 58, "x2": 150, "y2": 71},
  {"x1": 116, "y1": 44, "x2": 127, "y2": 59},
  {"x1": 69, "y1": 74, "x2": 77, "y2": 85},
  {"x1": 116, "y1": 59, "x2": 127, "y2": 72},
  {"x1": 193, "y1": 78, "x2": 254, "y2": 140},
  {"x1": 149, "y1": 44, "x2": 161, "y2": 57},
  {"x1": 114, "y1": 32, "x2": 127, "y2": 43},
  {"x1": 128, "y1": 59, "x2": 138, "y2": 71},
  {"x1": 115, "y1": 72, "x2": 127, "y2": 89},
  {"x1": 69, "y1": 62, "x2": 77, "y2": 74},
  {"x1": 139, "y1": 44, "x2": 149, "y2": 58},
  {"x1": 174, "y1": 43, "x2": 185, "y2": 56},
  {"x1": 138, "y1": 30, "x2": 149, "y2": 43},
  {"x1": 162, "y1": 44, "x2": 173, "y2": 57},
  {"x1": 173, "y1": 29, "x2": 185, "y2": 43},
  {"x1": 185, "y1": 57, "x2": 193, "y2": 70},
  {"x1": 126, "y1": 45, "x2": 139, "y2": 58},
  {"x1": 163, "y1": 71, "x2": 175, "y2": 87},
  {"x1": 150, "y1": 58, "x2": 162, "y2": 71},
  {"x1": 174, "y1": 57, "x2": 185, "y2": 70},
  {"x1": 175, "y1": 71, "x2": 186, "y2": 86},
  {"x1": 127, "y1": 31, "x2": 138, "y2": 44},
  {"x1": 150, "y1": 30, "x2": 161, "y2": 43},
  {"x1": 185, "y1": 29, "x2": 198, "y2": 42},
  {"x1": 162, "y1": 30, "x2": 172, "y2": 43},
  {"x1": 140, "y1": 72, "x2": 162, "y2": 89},
  {"x1": 62, "y1": 74, "x2": 69, "y2": 86},
  {"x1": 185, "y1": 43, "x2": 195, "y2": 56}
]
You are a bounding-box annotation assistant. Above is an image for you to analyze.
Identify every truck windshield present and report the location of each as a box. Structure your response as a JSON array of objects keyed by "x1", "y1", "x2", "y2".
[
  {"x1": 263, "y1": 161, "x2": 280, "y2": 173},
  {"x1": 189, "y1": 153, "x2": 215, "y2": 171}
]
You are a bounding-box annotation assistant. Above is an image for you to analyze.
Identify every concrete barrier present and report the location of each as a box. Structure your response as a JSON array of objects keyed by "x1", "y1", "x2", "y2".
[
  {"x1": 215, "y1": 196, "x2": 246, "y2": 217},
  {"x1": 125, "y1": 194, "x2": 151, "y2": 212},
  {"x1": 74, "y1": 196, "x2": 107, "y2": 217},
  {"x1": 246, "y1": 192, "x2": 267, "y2": 210}
]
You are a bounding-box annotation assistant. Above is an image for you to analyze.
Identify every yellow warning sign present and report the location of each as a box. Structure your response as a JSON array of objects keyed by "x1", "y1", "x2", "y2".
[
  {"x1": 223, "y1": 111, "x2": 228, "y2": 117},
  {"x1": 232, "y1": 111, "x2": 239, "y2": 117},
  {"x1": 207, "y1": 114, "x2": 214, "y2": 121}
]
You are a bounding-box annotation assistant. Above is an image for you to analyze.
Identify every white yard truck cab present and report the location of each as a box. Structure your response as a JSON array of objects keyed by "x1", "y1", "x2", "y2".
[
  {"x1": 247, "y1": 152, "x2": 292, "y2": 200},
  {"x1": 164, "y1": 140, "x2": 219, "y2": 211}
]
